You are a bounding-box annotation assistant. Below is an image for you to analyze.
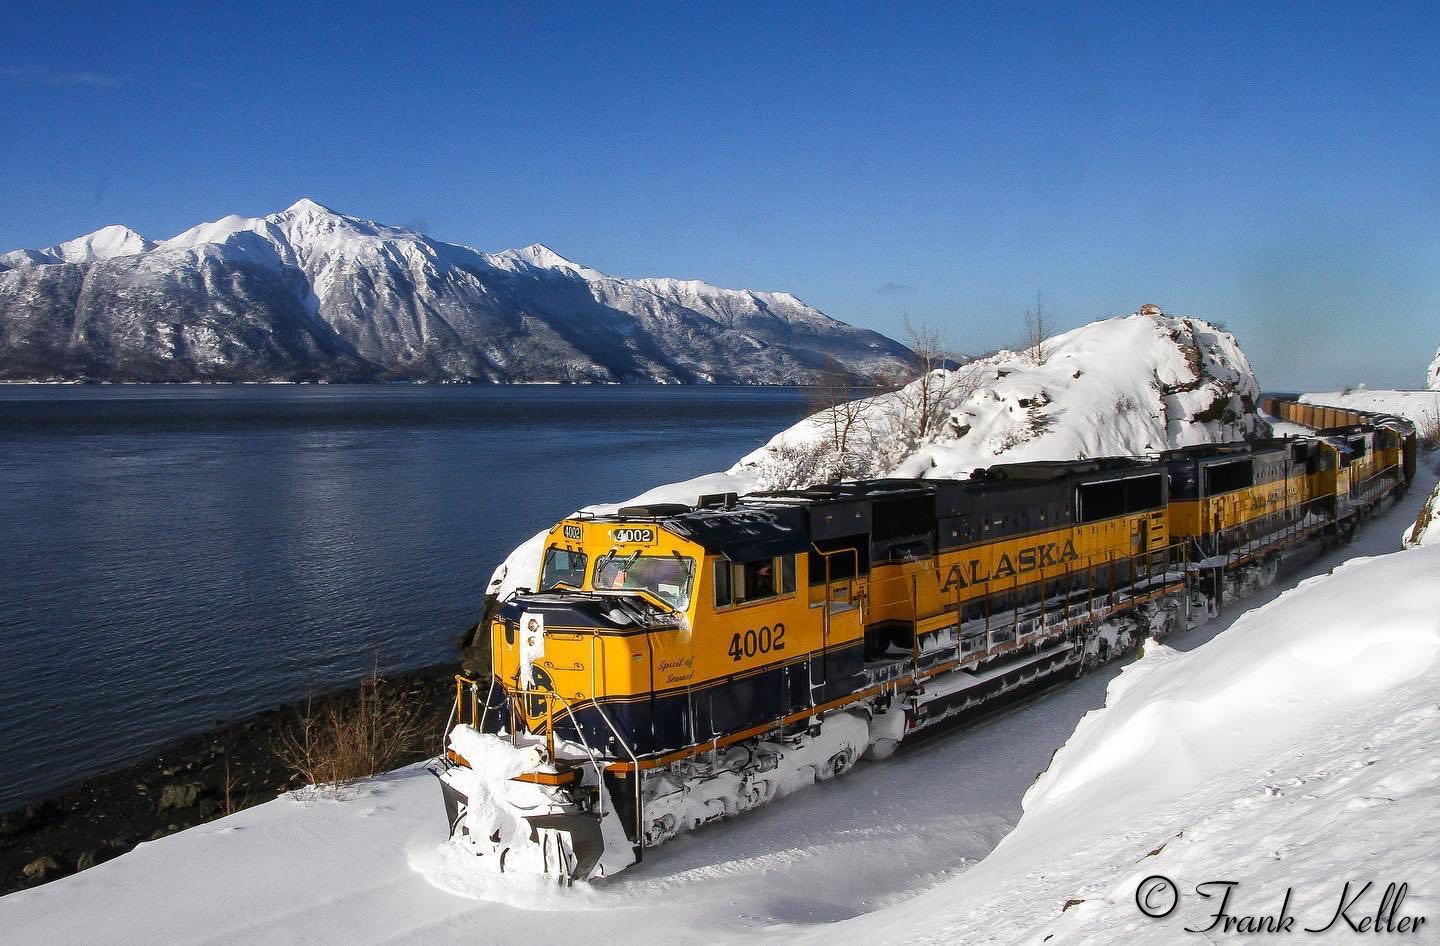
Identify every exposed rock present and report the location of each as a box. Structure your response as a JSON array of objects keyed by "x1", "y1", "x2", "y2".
[
  {"x1": 155, "y1": 782, "x2": 202, "y2": 812},
  {"x1": 22, "y1": 855, "x2": 62, "y2": 881}
]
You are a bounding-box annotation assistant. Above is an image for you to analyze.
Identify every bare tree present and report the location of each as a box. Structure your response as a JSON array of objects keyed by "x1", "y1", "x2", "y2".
[
  {"x1": 807, "y1": 358, "x2": 881, "y2": 475},
  {"x1": 883, "y1": 316, "x2": 984, "y2": 444},
  {"x1": 1023, "y1": 291, "x2": 1054, "y2": 365}
]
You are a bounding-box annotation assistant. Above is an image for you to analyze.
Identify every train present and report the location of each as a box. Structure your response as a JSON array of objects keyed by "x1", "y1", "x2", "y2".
[{"x1": 434, "y1": 397, "x2": 1417, "y2": 882}]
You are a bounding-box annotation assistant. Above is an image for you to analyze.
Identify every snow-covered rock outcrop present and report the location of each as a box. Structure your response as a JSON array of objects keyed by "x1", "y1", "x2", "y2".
[
  {"x1": 737, "y1": 306, "x2": 1266, "y2": 487},
  {"x1": 0, "y1": 200, "x2": 913, "y2": 384},
  {"x1": 1429, "y1": 345, "x2": 1439, "y2": 390}
]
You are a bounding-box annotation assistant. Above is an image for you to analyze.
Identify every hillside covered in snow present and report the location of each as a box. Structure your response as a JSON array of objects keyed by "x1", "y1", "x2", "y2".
[
  {"x1": 4, "y1": 301, "x2": 1435, "y2": 944},
  {"x1": 0, "y1": 200, "x2": 913, "y2": 384}
]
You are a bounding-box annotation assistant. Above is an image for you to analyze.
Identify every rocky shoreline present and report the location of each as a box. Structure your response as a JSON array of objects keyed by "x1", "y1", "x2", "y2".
[{"x1": 0, "y1": 663, "x2": 464, "y2": 897}]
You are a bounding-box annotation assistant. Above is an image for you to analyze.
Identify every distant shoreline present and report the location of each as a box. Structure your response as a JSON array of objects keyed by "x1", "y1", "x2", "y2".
[{"x1": 0, "y1": 379, "x2": 830, "y2": 387}]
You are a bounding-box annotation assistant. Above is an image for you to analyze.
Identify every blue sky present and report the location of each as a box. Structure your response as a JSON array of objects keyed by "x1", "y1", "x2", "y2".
[{"x1": 3, "y1": 2, "x2": 1437, "y2": 389}]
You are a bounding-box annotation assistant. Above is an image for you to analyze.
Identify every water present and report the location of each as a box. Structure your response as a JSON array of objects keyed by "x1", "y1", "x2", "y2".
[{"x1": 0, "y1": 384, "x2": 812, "y2": 808}]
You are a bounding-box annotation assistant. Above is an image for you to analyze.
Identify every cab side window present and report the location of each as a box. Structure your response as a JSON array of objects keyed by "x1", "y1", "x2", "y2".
[
  {"x1": 740, "y1": 559, "x2": 776, "y2": 601},
  {"x1": 715, "y1": 555, "x2": 796, "y2": 608}
]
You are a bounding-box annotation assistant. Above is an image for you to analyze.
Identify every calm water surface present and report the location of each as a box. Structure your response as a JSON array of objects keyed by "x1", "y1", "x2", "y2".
[{"x1": 0, "y1": 385, "x2": 811, "y2": 808}]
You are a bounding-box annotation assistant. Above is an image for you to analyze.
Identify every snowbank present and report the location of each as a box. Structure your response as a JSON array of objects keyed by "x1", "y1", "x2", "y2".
[{"x1": 492, "y1": 308, "x2": 1265, "y2": 599}]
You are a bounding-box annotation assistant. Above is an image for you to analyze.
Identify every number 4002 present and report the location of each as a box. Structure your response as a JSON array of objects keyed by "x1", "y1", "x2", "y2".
[{"x1": 727, "y1": 623, "x2": 786, "y2": 661}]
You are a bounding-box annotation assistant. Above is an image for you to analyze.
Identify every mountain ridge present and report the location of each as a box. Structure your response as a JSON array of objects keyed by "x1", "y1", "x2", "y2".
[{"x1": 0, "y1": 200, "x2": 914, "y2": 384}]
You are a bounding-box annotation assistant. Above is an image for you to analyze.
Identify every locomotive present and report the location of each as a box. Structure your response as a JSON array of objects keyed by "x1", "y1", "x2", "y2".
[{"x1": 434, "y1": 397, "x2": 1416, "y2": 882}]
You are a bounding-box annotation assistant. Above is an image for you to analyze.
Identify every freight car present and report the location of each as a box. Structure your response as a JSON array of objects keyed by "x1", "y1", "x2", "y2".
[{"x1": 435, "y1": 399, "x2": 1416, "y2": 882}]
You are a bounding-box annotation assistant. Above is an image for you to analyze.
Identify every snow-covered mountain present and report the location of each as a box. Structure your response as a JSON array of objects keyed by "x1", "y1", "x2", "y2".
[
  {"x1": 1428, "y1": 344, "x2": 1439, "y2": 390},
  {"x1": 0, "y1": 200, "x2": 913, "y2": 383}
]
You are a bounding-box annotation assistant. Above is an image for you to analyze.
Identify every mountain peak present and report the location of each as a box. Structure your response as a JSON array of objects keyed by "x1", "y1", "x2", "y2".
[
  {"x1": 512, "y1": 243, "x2": 582, "y2": 270},
  {"x1": 0, "y1": 224, "x2": 154, "y2": 267},
  {"x1": 282, "y1": 197, "x2": 335, "y2": 216}
]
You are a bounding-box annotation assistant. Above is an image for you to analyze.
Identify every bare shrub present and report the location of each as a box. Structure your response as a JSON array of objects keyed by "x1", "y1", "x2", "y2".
[
  {"x1": 273, "y1": 667, "x2": 429, "y2": 794},
  {"x1": 808, "y1": 358, "x2": 883, "y2": 470},
  {"x1": 221, "y1": 751, "x2": 244, "y2": 816},
  {"x1": 1417, "y1": 409, "x2": 1440, "y2": 451},
  {"x1": 878, "y1": 317, "x2": 985, "y2": 455},
  {"x1": 754, "y1": 438, "x2": 876, "y2": 491}
]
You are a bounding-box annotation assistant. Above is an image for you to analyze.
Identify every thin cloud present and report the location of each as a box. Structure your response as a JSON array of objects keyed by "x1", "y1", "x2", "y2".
[
  {"x1": 1, "y1": 65, "x2": 123, "y2": 88},
  {"x1": 877, "y1": 281, "x2": 913, "y2": 295}
]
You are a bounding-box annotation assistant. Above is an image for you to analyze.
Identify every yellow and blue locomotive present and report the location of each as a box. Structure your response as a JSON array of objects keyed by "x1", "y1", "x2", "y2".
[{"x1": 436, "y1": 398, "x2": 1416, "y2": 881}]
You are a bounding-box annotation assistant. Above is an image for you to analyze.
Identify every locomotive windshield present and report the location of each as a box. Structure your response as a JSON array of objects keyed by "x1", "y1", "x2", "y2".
[
  {"x1": 540, "y1": 547, "x2": 588, "y2": 590},
  {"x1": 594, "y1": 553, "x2": 695, "y2": 610}
]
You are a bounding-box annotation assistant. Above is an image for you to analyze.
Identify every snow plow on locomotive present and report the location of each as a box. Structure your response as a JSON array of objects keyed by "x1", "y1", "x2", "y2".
[{"x1": 434, "y1": 398, "x2": 1417, "y2": 882}]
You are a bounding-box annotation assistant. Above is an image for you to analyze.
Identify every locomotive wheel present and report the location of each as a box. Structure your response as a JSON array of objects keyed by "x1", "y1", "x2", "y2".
[{"x1": 819, "y1": 747, "x2": 856, "y2": 781}]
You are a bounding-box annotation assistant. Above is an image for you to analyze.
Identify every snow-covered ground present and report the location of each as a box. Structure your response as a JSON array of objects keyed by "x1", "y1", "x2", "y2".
[{"x1": 3, "y1": 458, "x2": 1433, "y2": 943}]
